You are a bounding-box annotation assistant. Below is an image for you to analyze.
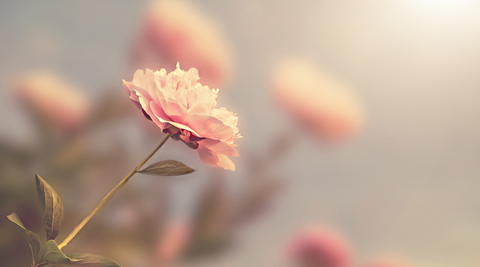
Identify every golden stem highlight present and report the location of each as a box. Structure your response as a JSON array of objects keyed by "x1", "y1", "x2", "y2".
[{"x1": 58, "y1": 133, "x2": 171, "y2": 249}]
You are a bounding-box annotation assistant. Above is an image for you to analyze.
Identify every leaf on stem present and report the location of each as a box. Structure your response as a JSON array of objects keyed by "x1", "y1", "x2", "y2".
[
  {"x1": 36, "y1": 173, "x2": 64, "y2": 240},
  {"x1": 37, "y1": 240, "x2": 80, "y2": 265},
  {"x1": 6, "y1": 212, "x2": 41, "y2": 265},
  {"x1": 139, "y1": 160, "x2": 195, "y2": 176},
  {"x1": 65, "y1": 253, "x2": 120, "y2": 267}
]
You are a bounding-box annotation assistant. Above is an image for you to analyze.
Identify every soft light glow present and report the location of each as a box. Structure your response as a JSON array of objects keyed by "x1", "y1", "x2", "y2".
[
  {"x1": 411, "y1": 0, "x2": 476, "y2": 16},
  {"x1": 421, "y1": 0, "x2": 472, "y2": 9}
]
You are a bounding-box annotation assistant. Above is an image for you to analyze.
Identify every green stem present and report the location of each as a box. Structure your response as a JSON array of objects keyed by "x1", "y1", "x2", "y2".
[{"x1": 58, "y1": 133, "x2": 171, "y2": 249}]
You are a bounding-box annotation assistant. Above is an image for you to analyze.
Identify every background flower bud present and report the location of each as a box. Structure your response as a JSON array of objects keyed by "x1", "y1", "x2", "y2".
[
  {"x1": 13, "y1": 71, "x2": 88, "y2": 133},
  {"x1": 286, "y1": 225, "x2": 353, "y2": 267},
  {"x1": 270, "y1": 58, "x2": 364, "y2": 143},
  {"x1": 134, "y1": 0, "x2": 233, "y2": 88},
  {"x1": 154, "y1": 220, "x2": 191, "y2": 263}
]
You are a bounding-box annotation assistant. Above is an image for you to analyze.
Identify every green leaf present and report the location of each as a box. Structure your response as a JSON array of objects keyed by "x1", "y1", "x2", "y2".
[
  {"x1": 6, "y1": 212, "x2": 41, "y2": 266},
  {"x1": 65, "y1": 253, "x2": 120, "y2": 267},
  {"x1": 36, "y1": 173, "x2": 64, "y2": 240},
  {"x1": 37, "y1": 240, "x2": 80, "y2": 266},
  {"x1": 139, "y1": 160, "x2": 195, "y2": 176}
]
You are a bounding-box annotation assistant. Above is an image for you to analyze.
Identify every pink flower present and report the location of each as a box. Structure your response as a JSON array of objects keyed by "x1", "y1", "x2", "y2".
[
  {"x1": 14, "y1": 71, "x2": 88, "y2": 132},
  {"x1": 133, "y1": 0, "x2": 233, "y2": 88},
  {"x1": 286, "y1": 225, "x2": 352, "y2": 267},
  {"x1": 154, "y1": 220, "x2": 191, "y2": 263},
  {"x1": 123, "y1": 63, "x2": 240, "y2": 171},
  {"x1": 270, "y1": 58, "x2": 364, "y2": 142}
]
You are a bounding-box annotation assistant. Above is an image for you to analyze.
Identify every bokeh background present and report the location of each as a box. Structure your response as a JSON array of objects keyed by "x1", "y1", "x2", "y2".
[{"x1": 2, "y1": 0, "x2": 480, "y2": 267}]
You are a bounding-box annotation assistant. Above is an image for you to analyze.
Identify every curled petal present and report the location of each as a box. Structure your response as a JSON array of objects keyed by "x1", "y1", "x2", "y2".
[
  {"x1": 198, "y1": 143, "x2": 236, "y2": 171},
  {"x1": 133, "y1": 69, "x2": 146, "y2": 89},
  {"x1": 150, "y1": 101, "x2": 170, "y2": 122},
  {"x1": 178, "y1": 114, "x2": 234, "y2": 141},
  {"x1": 151, "y1": 102, "x2": 201, "y2": 136},
  {"x1": 147, "y1": 101, "x2": 170, "y2": 130},
  {"x1": 123, "y1": 80, "x2": 140, "y2": 103},
  {"x1": 198, "y1": 139, "x2": 239, "y2": 157}
]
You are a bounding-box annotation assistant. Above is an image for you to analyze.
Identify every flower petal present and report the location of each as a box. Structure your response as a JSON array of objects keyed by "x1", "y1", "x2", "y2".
[
  {"x1": 123, "y1": 80, "x2": 140, "y2": 103},
  {"x1": 198, "y1": 143, "x2": 236, "y2": 171},
  {"x1": 198, "y1": 139, "x2": 239, "y2": 157},
  {"x1": 132, "y1": 69, "x2": 146, "y2": 88},
  {"x1": 150, "y1": 101, "x2": 201, "y2": 136},
  {"x1": 137, "y1": 94, "x2": 166, "y2": 130},
  {"x1": 175, "y1": 114, "x2": 234, "y2": 141}
]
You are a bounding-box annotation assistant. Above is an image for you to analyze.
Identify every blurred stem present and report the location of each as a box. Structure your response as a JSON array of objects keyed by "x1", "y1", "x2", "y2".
[
  {"x1": 252, "y1": 128, "x2": 297, "y2": 176},
  {"x1": 58, "y1": 133, "x2": 171, "y2": 249}
]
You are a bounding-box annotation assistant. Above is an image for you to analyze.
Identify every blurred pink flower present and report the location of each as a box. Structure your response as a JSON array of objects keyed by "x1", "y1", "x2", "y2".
[
  {"x1": 154, "y1": 220, "x2": 191, "y2": 263},
  {"x1": 14, "y1": 71, "x2": 88, "y2": 132},
  {"x1": 286, "y1": 225, "x2": 352, "y2": 267},
  {"x1": 270, "y1": 58, "x2": 364, "y2": 142},
  {"x1": 123, "y1": 63, "x2": 240, "y2": 171},
  {"x1": 134, "y1": 0, "x2": 233, "y2": 88}
]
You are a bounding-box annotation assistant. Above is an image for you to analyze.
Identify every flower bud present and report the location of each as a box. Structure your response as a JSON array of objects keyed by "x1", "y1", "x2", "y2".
[
  {"x1": 271, "y1": 58, "x2": 364, "y2": 143},
  {"x1": 134, "y1": 0, "x2": 233, "y2": 88},
  {"x1": 14, "y1": 70, "x2": 88, "y2": 133},
  {"x1": 286, "y1": 225, "x2": 352, "y2": 267}
]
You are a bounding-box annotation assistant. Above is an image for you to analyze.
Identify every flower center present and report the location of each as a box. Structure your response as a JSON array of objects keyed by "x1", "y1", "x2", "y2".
[{"x1": 163, "y1": 125, "x2": 205, "y2": 150}]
